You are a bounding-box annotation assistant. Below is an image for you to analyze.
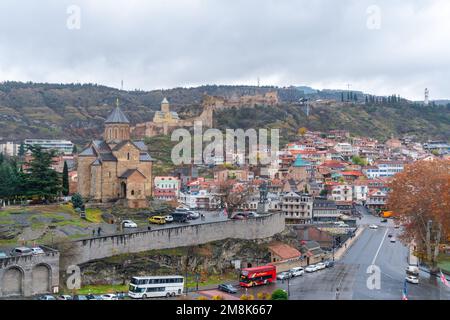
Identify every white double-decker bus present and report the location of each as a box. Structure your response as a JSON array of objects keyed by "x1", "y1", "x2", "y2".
[{"x1": 128, "y1": 275, "x2": 184, "y2": 299}]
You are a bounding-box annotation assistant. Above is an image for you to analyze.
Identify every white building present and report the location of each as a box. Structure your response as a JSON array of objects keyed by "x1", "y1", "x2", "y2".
[
  {"x1": 363, "y1": 161, "x2": 404, "y2": 178},
  {"x1": 281, "y1": 192, "x2": 313, "y2": 224},
  {"x1": 0, "y1": 141, "x2": 20, "y2": 156},
  {"x1": 24, "y1": 139, "x2": 74, "y2": 155},
  {"x1": 330, "y1": 184, "x2": 353, "y2": 202}
]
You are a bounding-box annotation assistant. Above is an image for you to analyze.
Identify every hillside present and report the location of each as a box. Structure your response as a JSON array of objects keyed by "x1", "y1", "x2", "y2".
[
  {"x1": 216, "y1": 103, "x2": 450, "y2": 142},
  {"x1": 0, "y1": 81, "x2": 449, "y2": 144}
]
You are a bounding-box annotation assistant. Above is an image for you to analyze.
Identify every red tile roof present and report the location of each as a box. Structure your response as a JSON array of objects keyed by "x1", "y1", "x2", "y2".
[{"x1": 268, "y1": 243, "x2": 301, "y2": 260}]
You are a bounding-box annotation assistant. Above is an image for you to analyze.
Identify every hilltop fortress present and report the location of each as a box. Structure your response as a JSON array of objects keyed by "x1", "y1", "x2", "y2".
[{"x1": 132, "y1": 91, "x2": 279, "y2": 138}]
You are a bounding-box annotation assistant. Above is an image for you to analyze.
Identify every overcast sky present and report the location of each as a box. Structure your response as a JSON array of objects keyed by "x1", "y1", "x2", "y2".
[{"x1": 0, "y1": 0, "x2": 449, "y2": 100}]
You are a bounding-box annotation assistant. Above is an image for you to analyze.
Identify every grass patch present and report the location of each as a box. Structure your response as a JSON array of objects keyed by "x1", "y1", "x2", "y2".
[
  {"x1": 72, "y1": 284, "x2": 129, "y2": 295},
  {"x1": 186, "y1": 273, "x2": 236, "y2": 289},
  {"x1": 85, "y1": 208, "x2": 103, "y2": 223},
  {"x1": 438, "y1": 254, "x2": 450, "y2": 273}
]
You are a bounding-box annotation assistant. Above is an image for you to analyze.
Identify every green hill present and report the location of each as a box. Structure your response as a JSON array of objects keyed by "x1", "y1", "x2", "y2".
[{"x1": 0, "y1": 81, "x2": 448, "y2": 144}]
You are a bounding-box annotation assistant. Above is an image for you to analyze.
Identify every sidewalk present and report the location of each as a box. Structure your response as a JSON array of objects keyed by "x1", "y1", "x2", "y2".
[{"x1": 334, "y1": 227, "x2": 365, "y2": 261}]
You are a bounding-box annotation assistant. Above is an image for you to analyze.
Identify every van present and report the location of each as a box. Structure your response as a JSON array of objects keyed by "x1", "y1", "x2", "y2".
[
  {"x1": 148, "y1": 216, "x2": 166, "y2": 225},
  {"x1": 171, "y1": 212, "x2": 189, "y2": 223},
  {"x1": 10, "y1": 247, "x2": 33, "y2": 256}
]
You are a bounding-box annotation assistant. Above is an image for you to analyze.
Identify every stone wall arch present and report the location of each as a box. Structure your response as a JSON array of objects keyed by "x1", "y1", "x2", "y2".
[
  {"x1": 1, "y1": 266, "x2": 24, "y2": 296},
  {"x1": 32, "y1": 263, "x2": 51, "y2": 295}
]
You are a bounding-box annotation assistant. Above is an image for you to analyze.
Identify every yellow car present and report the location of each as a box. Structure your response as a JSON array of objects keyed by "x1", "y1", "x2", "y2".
[{"x1": 148, "y1": 216, "x2": 166, "y2": 225}]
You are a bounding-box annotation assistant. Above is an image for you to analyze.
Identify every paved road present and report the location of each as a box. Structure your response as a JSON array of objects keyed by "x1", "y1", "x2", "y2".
[
  {"x1": 274, "y1": 206, "x2": 450, "y2": 300},
  {"x1": 228, "y1": 205, "x2": 450, "y2": 300}
]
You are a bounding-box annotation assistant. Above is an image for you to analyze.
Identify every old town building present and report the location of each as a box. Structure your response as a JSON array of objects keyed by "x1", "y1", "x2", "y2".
[{"x1": 78, "y1": 100, "x2": 153, "y2": 208}]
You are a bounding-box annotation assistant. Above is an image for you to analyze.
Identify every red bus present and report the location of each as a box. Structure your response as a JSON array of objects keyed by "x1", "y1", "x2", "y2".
[{"x1": 239, "y1": 265, "x2": 276, "y2": 287}]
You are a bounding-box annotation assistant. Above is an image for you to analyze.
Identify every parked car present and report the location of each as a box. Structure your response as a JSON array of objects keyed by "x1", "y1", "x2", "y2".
[
  {"x1": 290, "y1": 267, "x2": 304, "y2": 277},
  {"x1": 231, "y1": 213, "x2": 247, "y2": 220},
  {"x1": 405, "y1": 275, "x2": 419, "y2": 284},
  {"x1": 369, "y1": 225, "x2": 378, "y2": 229},
  {"x1": 381, "y1": 218, "x2": 388, "y2": 223},
  {"x1": 31, "y1": 247, "x2": 45, "y2": 255},
  {"x1": 305, "y1": 265, "x2": 319, "y2": 273},
  {"x1": 406, "y1": 265, "x2": 419, "y2": 276},
  {"x1": 72, "y1": 295, "x2": 88, "y2": 300},
  {"x1": 37, "y1": 295, "x2": 56, "y2": 300},
  {"x1": 394, "y1": 225, "x2": 400, "y2": 229},
  {"x1": 276, "y1": 271, "x2": 293, "y2": 280},
  {"x1": 175, "y1": 207, "x2": 190, "y2": 212},
  {"x1": 148, "y1": 216, "x2": 167, "y2": 225},
  {"x1": 0, "y1": 251, "x2": 7, "y2": 259},
  {"x1": 218, "y1": 284, "x2": 238, "y2": 294},
  {"x1": 390, "y1": 237, "x2": 396, "y2": 243},
  {"x1": 388, "y1": 234, "x2": 393, "y2": 238},
  {"x1": 246, "y1": 211, "x2": 261, "y2": 218},
  {"x1": 101, "y1": 294, "x2": 118, "y2": 300},
  {"x1": 57, "y1": 295, "x2": 72, "y2": 300},
  {"x1": 10, "y1": 246, "x2": 33, "y2": 256},
  {"x1": 164, "y1": 215, "x2": 174, "y2": 223},
  {"x1": 324, "y1": 261, "x2": 335, "y2": 268},
  {"x1": 122, "y1": 220, "x2": 138, "y2": 228},
  {"x1": 171, "y1": 212, "x2": 189, "y2": 223},
  {"x1": 86, "y1": 294, "x2": 101, "y2": 300},
  {"x1": 316, "y1": 262, "x2": 326, "y2": 270},
  {"x1": 187, "y1": 211, "x2": 200, "y2": 220}
]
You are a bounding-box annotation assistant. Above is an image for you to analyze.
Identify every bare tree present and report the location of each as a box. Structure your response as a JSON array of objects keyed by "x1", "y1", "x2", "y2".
[{"x1": 214, "y1": 181, "x2": 253, "y2": 219}]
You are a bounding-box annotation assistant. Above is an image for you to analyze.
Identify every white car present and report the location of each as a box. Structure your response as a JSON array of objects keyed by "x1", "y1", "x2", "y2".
[
  {"x1": 390, "y1": 237, "x2": 396, "y2": 243},
  {"x1": 316, "y1": 262, "x2": 326, "y2": 270},
  {"x1": 187, "y1": 211, "x2": 200, "y2": 219},
  {"x1": 369, "y1": 225, "x2": 378, "y2": 229},
  {"x1": 164, "y1": 215, "x2": 174, "y2": 223},
  {"x1": 31, "y1": 247, "x2": 45, "y2": 255},
  {"x1": 101, "y1": 294, "x2": 118, "y2": 300},
  {"x1": 122, "y1": 220, "x2": 138, "y2": 228},
  {"x1": 290, "y1": 267, "x2": 304, "y2": 277},
  {"x1": 276, "y1": 272, "x2": 292, "y2": 280},
  {"x1": 405, "y1": 275, "x2": 419, "y2": 284},
  {"x1": 58, "y1": 295, "x2": 72, "y2": 300},
  {"x1": 305, "y1": 265, "x2": 318, "y2": 273}
]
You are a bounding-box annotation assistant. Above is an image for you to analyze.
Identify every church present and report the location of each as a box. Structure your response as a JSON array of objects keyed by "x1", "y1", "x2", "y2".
[{"x1": 77, "y1": 100, "x2": 153, "y2": 208}]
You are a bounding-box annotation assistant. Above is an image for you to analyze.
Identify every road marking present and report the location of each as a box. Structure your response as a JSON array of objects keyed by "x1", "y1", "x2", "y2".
[{"x1": 371, "y1": 228, "x2": 388, "y2": 265}]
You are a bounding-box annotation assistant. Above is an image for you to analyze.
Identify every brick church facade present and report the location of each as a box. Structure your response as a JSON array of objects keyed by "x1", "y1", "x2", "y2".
[{"x1": 78, "y1": 101, "x2": 153, "y2": 208}]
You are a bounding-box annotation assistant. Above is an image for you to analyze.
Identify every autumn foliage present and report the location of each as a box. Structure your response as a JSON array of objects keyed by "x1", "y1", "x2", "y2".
[{"x1": 387, "y1": 159, "x2": 450, "y2": 266}]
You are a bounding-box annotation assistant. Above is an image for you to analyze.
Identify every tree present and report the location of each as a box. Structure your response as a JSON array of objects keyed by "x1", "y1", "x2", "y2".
[
  {"x1": 71, "y1": 193, "x2": 84, "y2": 209},
  {"x1": 24, "y1": 146, "x2": 61, "y2": 201},
  {"x1": 341, "y1": 92, "x2": 344, "y2": 102},
  {"x1": 297, "y1": 127, "x2": 307, "y2": 136},
  {"x1": 18, "y1": 143, "x2": 26, "y2": 158},
  {"x1": 62, "y1": 161, "x2": 69, "y2": 196},
  {"x1": 0, "y1": 161, "x2": 20, "y2": 205},
  {"x1": 214, "y1": 181, "x2": 252, "y2": 218},
  {"x1": 271, "y1": 289, "x2": 288, "y2": 300},
  {"x1": 387, "y1": 159, "x2": 450, "y2": 271},
  {"x1": 351, "y1": 155, "x2": 367, "y2": 166},
  {"x1": 72, "y1": 144, "x2": 78, "y2": 154}
]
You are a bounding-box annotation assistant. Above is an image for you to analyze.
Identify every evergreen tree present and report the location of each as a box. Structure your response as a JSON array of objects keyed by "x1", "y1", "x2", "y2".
[
  {"x1": 71, "y1": 193, "x2": 84, "y2": 209},
  {"x1": 18, "y1": 143, "x2": 26, "y2": 157},
  {"x1": 72, "y1": 145, "x2": 78, "y2": 154},
  {"x1": 62, "y1": 161, "x2": 69, "y2": 196},
  {"x1": 0, "y1": 161, "x2": 19, "y2": 203},
  {"x1": 24, "y1": 146, "x2": 61, "y2": 201},
  {"x1": 341, "y1": 92, "x2": 344, "y2": 102}
]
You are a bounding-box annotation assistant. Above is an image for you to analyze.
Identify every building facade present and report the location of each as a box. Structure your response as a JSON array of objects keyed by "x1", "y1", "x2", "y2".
[{"x1": 78, "y1": 102, "x2": 153, "y2": 208}]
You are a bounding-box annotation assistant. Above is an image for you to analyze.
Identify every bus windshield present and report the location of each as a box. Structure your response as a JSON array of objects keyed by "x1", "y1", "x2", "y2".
[{"x1": 129, "y1": 284, "x2": 145, "y2": 293}]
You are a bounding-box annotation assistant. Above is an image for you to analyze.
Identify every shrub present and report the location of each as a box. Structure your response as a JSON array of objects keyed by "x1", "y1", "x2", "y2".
[{"x1": 271, "y1": 289, "x2": 288, "y2": 300}]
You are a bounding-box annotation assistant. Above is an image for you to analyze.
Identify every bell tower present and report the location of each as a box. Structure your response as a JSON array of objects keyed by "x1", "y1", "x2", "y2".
[{"x1": 104, "y1": 98, "x2": 131, "y2": 142}]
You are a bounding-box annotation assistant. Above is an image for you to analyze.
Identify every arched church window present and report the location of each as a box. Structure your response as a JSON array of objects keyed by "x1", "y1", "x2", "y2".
[{"x1": 127, "y1": 152, "x2": 130, "y2": 160}]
